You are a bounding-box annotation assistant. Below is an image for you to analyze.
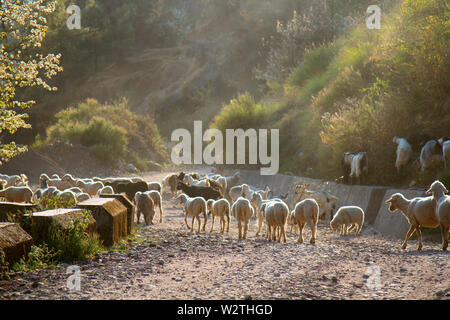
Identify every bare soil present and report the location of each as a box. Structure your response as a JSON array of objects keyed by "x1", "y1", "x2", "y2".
[{"x1": 1, "y1": 171, "x2": 449, "y2": 300}]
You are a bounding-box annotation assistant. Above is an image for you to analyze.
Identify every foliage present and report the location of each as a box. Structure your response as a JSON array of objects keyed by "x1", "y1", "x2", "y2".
[
  {"x1": 214, "y1": 0, "x2": 449, "y2": 186},
  {"x1": 44, "y1": 98, "x2": 168, "y2": 165},
  {"x1": 45, "y1": 211, "x2": 103, "y2": 263},
  {"x1": 211, "y1": 92, "x2": 279, "y2": 131},
  {"x1": 0, "y1": 0, "x2": 62, "y2": 163},
  {"x1": 11, "y1": 244, "x2": 59, "y2": 273},
  {"x1": 38, "y1": 195, "x2": 77, "y2": 210}
]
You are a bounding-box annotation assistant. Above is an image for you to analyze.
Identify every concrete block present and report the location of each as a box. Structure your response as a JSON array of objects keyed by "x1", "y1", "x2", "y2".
[
  {"x1": 27, "y1": 208, "x2": 96, "y2": 244},
  {"x1": 0, "y1": 202, "x2": 38, "y2": 222},
  {"x1": 0, "y1": 222, "x2": 33, "y2": 265},
  {"x1": 100, "y1": 194, "x2": 135, "y2": 235},
  {"x1": 77, "y1": 198, "x2": 128, "y2": 246}
]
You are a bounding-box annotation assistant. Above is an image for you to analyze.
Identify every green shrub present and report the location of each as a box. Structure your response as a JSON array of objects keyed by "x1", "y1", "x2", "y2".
[
  {"x1": 12, "y1": 244, "x2": 59, "y2": 273},
  {"x1": 211, "y1": 92, "x2": 279, "y2": 131},
  {"x1": 38, "y1": 195, "x2": 77, "y2": 210},
  {"x1": 43, "y1": 98, "x2": 168, "y2": 166},
  {"x1": 45, "y1": 211, "x2": 103, "y2": 263}
]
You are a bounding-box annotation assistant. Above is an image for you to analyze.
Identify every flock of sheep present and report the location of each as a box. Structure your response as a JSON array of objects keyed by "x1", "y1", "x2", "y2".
[
  {"x1": 0, "y1": 160, "x2": 448, "y2": 251},
  {"x1": 341, "y1": 136, "x2": 449, "y2": 184},
  {"x1": 159, "y1": 171, "x2": 449, "y2": 251}
]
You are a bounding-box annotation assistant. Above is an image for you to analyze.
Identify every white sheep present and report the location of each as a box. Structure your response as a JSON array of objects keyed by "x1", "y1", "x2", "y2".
[
  {"x1": 67, "y1": 187, "x2": 84, "y2": 194},
  {"x1": 76, "y1": 180, "x2": 104, "y2": 197},
  {"x1": 419, "y1": 140, "x2": 444, "y2": 172},
  {"x1": 76, "y1": 192, "x2": 91, "y2": 202},
  {"x1": 225, "y1": 171, "x2": 241, "y2": 191},
  {"x1": 144, "y1": 190, "x2": 163, "y2": 223},
  {"x1": 176, "y1": 193, "x2": 207, "y2": 233},
  {"x1": 0, "y1": 186, "x2": 33, "y2": 203},
  {"x1": 147, "y1": 181, "x2": 162, "y2": 192},
  {"x1": 426, "y1": 180, "x2": 450, "y2": 251},
  {"x1": 231, "y1": 197, "x2": 254, "y2": 239},
  {"x1": 97, "y1": 185, "x2": 114, "y2": 195},
  {"x1": 0, "y1": 174, "x2": 28, "y2": 187},
  {"x1": 294, "y1": 184, "x2": 338, "y2": 221},
  {"x1": 261, "y1": 201, "x2": 289, "y2": 243},
  {"x1": 385, "y1": 193, "x2": 439, "y2": 250},
  {"x1": 183, "y1": 174, "x2": 210, "y2": 187},
  {"x1": 135, "y1": 191, "x2": 156, "y2": 225},
  {"x1": 229, "y1": 184, "x2": 247, "y2": 203},
  {"x1": 40, "y1": 173, "x2": 71, "y2": 190},
  {"x1": 33, "y1": 186, "x2": 59, "y2": 202},
  {"x1": 251, "y1": 193, "x2": 283, "y2": 236},
  {"x1": 438, "y1": 138, "x2": 450, "y2": 168},
  {"x1": 330, "y1": 206, "x2": 365, "y2": 236},
  {"x1": 393, "y1": 136, "x2": 413, "y2": 175},
  {"x1": 290, "y1": 198, "x2": 319, "y2": 243},
  {"x1": 206, "y1": 198, "x2": 231, "y2": 233}
]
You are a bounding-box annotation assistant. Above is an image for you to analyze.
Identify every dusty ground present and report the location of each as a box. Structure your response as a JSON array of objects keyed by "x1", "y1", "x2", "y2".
[{"x1": 0, "y1": 171, "x2": 449, "y2": 300}]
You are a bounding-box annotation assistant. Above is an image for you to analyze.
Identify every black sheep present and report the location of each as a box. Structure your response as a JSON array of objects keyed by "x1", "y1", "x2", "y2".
[
  {"x1": 176, "y1": 181, "x2": 221, "y2": 200},
  {"x1": 116, "y1": 181, "x2": 149, "y2": 202}
]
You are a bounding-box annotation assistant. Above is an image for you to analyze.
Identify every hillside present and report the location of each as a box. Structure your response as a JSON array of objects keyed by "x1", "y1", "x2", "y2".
[
  {"x1": 1, "y1": 0, "x2": 448, "y2": 187},
  {"x1": 211, "y1": 0, "x2": 450, "y2": 187}
]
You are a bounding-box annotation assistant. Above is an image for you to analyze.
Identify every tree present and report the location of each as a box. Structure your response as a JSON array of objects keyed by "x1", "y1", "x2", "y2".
[{"x1": 0, "y1": 0, "x2": 62, "y2": 164}]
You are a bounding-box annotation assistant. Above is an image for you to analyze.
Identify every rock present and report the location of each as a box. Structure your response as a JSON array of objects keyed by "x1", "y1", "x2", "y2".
[
  {"x1": 157, "y1": 259, "x2": 165, "y2": 265},
  {"x1": 125, "y1": 164, "x2": 138, "y2": 173},
  {"x1": 146, "y1": 161, "x2": 164, "y2": 172}
]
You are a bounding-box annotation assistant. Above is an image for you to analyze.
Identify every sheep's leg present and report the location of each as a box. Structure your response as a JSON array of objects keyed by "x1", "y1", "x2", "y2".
[
  {"x1": 191, "y1": 216, "x2": 195, "y2": 232},
  {"x1": 197, "y1": 216, "x2": 201, "y2": 233},
  {"x1": 136, "y1": 208, "x2": 141, "y2": 224},
  {"x1": 356, "y1": 223, "x2": 363, "y2": 234},
  {"x1": 202, "y1": 212, "x2": 207, "y2": 232},
  {"x1": 416, "y1": 227, "x2": 423, "y2": 251},
  {"x1": 441, "y1": 224, "x2": 448, "y2": 251},
  {"x1": 256, "y1": 213, "x2": 264, "y2": 236},
  {"x1": 243, "y1": 222, "x2": 248, "y2": 239},
  {"x1": 347, "y1": 224, "x2": 356, "y2": 234},
  {"x1": 402, "y1": 225, "x2": 416, "y2": 250},
  {"x1": 159, "y1": 204, "x2": 163, "y2": 223},
  {"x1": 220, "y1": 217, "x2": 225, "y2": 233},
  {"x1": 297, "y1": 222, "x2": 305, "y2": 243},
  {"x1": 265, "y1": 225, "x2": 271, "y2": 240},
  {"x1": 238, "y1": 221, "x2": 242, "y2": 239},
  {"x1": 340, "y1": 225, "x2": 345, "y2": 236},
  {"x1": 226, "y1": 215, "x2": 230, "y2": 233},
  {"x1": 309, "y1": 221, "x2": 316, "y2": 244},
  {"x1": 210, "y1": 215, "x2": 215, "y2": 233},
  {"x1": 184, "y1": 212, "x2": 190, "y2": 230},
  {"x1": 279, "y1": 226, "x2": 286, "y2": 243}
]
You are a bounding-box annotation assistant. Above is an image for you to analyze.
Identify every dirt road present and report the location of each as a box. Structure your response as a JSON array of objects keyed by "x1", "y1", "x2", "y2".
[{"x1": 1, "y1": 171, "x2": 449, "y2": 300}]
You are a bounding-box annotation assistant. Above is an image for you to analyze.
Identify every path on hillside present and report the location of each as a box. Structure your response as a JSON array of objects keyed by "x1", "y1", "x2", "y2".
[{"x1": 1, "y1": 171, "x2": 449, "y2": 300}]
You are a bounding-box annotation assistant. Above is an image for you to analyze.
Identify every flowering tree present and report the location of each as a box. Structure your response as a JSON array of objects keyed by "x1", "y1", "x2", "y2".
[{"x1": 0, "y1": 0, "x2": 62, "y2": 163}]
